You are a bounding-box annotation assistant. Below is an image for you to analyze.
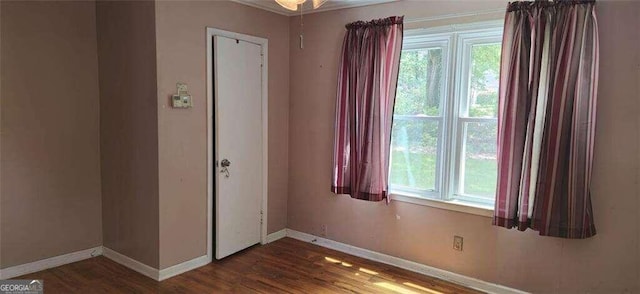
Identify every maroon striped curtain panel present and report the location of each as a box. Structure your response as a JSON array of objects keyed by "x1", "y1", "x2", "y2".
[
  {"x1": 494, "y1": 0, "x2": 599, "y2": 238},
  {"x1": 331, "y1": 16, "x2": 404, "y2": 202}
]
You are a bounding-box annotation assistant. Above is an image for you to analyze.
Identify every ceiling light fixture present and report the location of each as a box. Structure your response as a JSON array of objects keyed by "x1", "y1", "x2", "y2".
[
  {"x1": 275, "y1": 0, "x2": 327, "y2": 49},
  {"x1": 275, "y1": 0, "x2": 327, "y2": 11}
]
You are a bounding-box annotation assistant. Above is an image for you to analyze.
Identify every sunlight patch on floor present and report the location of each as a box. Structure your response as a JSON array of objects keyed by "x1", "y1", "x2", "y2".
[
  {"x1": 403, "y1": 282, "x2": 444, "y2": 294},
  {"x1": 324, "y1": 256, "x2": 353, "y2": 268},
  {"x1": 375, "y1": 282, "x2": 420, "y2": 294},
  {"x1": 324, "y1": 257, "x2": 341, "y2": 263},
  {"x1": 323, "y1": 256, "x2": 444, "y2": 294},
  {"x1": 359, "y1": 267, "x2": 379, "y2": 275}
]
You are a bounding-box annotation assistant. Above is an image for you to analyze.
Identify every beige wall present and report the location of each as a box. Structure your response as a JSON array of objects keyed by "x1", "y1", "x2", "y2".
[
  {"x1": 287, "y1": 1, "x2": 640, "y2": 293},
  {"x1": 96, "y1": 1, "x2": 160, "y2": 268},
  {"x1": 2, "y1": 2, "x2": 638, "y2": 291},
  {"x1": 0, "y1": 1, "x2": 102, "y2": 268},
  {"x1": 154, "y1": 1, "x2": 290, "y2": 269},
  {"x1": 637, "y1": 3, "x2": 640, "y2": 290}
]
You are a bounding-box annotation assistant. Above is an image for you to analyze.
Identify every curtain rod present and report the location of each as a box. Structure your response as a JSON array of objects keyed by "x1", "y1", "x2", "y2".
[{"x1": 404, "y1": 8, "x2": 504, "y2": 24}]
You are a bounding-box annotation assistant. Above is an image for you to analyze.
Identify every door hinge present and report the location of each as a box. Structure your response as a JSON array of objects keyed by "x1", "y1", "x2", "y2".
[
  {"x1": 260, "y1": 50, "x2": 264, "y2": 68},
  {"x1": 260, "y1": 210, "x2": 263, "y2": 225}
]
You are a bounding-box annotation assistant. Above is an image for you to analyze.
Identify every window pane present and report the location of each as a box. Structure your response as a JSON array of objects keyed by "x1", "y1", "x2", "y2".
[
  {"x1": 460, "y1": 121, "x2": 497, "y2": 198},
  {"x1": 395, "y1": 48, "x2": 444, "y2": 116},
  {"x1": 389, "y1": 119, "x2": 440, "y2": 191},
  {"x1": 466, "y1": 43, "x2": 500, "y2": 118}
]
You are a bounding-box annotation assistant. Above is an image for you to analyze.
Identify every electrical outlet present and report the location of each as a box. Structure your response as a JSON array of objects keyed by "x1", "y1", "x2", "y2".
[
  {"x1": 172, "y1": 94, "x2": 193, "y2": 108},
  {"x1": 320, "y1": 224, "x2": 327, "y2": 237},
  {"x1": 453, "y1": 236, "x2": 463, "y2": 251}
]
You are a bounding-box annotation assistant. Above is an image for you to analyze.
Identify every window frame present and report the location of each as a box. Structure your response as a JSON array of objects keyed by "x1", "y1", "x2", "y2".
[
  {"x1": 388, "y1": 35, "x2": 451, "y2": 199},
  {"x1": 389, "y1": 20, "x2": 503, "y2": 213}
]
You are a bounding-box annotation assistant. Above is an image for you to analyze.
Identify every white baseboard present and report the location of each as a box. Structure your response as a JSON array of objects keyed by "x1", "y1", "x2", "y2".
[
  {"x1": 102, "y1": 247, "x2": 159, "y2": 281},
  {"x1": 0, "y1": 246, "x2": 103, "y2": 279},
  {"x1": 0, "y1": 229, "x2": 524, "y2": 293},
  {"x1": 158, "y1": 255, "x2": 210, "y2": 281},
  {"x1": 285, "y1": 229, "x2": 527, "y2": 294},
  {"x1": 265, "y1": 228, "x2": 287, "y2": 243},
  {"x1": 153, "y1": 228, "x2": 287, "y2": 281},
  {"x1": 102, "y1": 248, "x2": 210, "y2": 282}
]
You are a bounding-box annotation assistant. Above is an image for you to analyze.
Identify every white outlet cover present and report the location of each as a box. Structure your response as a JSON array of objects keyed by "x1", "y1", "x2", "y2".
[{"x1": 453, "y1": 236, "x2": 464, "y2": 251}]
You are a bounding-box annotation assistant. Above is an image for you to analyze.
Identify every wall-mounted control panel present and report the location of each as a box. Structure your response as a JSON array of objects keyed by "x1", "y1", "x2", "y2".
[{"x1": 171, "y1": 82, "x2": 193, "y2": 108}]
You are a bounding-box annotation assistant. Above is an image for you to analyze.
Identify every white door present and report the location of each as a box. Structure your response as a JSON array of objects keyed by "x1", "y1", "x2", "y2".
[{"x1": 214, "y1": 35, "x2": 263, "y2": 260}]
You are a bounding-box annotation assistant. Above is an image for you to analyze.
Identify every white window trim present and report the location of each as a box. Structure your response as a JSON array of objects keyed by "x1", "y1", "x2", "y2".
[
  {"x1": 390, "y1": 193, "x2": 494, "y2": 218},
  {"x1": 449, "y1": 29, "x2": 502, "y2": 206},
  {"x1": 390, "y1": 20, "x2": 503, "y2": 215}
]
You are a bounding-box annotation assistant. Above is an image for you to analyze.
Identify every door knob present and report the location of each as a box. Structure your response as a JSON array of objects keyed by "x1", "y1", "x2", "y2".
[{"x1": 220, "y1": 159, "x2": 231, "y2": 178}]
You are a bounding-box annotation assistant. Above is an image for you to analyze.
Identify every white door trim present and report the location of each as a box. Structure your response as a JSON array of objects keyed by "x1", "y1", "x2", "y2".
[{"x1": 206, "y1": 28, "x2": 269, "y2": 262}]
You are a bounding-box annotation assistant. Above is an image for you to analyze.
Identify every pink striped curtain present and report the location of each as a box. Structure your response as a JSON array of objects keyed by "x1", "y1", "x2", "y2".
[
  {"x1": 331, "y1": 16, "x2": 404, "y2": 202},
  {"x1": 494, "y1": 0, "x2": 599, "y2": 238}
]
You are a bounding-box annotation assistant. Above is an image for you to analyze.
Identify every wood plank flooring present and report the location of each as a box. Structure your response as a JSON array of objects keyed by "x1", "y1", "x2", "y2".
[{"x1": 18, "y1": 237, "x2": 483, "y2": 293}]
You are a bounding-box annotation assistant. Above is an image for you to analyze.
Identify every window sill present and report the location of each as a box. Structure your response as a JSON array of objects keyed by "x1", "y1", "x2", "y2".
[{"x1": 390, "y1": 192, "x2": 494, "y2": 218}]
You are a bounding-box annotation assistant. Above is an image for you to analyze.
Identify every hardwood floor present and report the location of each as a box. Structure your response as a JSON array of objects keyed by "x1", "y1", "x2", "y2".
[{"x1": 18, "y1": 238, "x2": 483, "y2": 293}]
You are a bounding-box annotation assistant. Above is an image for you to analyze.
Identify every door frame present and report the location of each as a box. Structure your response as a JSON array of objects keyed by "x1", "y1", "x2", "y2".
[{"x1": 206, "y1": 28, "x2": 268, "y2": 262}]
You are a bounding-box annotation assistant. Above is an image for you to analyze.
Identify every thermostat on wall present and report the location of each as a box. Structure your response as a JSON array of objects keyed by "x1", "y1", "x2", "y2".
[{"x1": 172, "y1": 83, "x2": 193, "y2": 108}]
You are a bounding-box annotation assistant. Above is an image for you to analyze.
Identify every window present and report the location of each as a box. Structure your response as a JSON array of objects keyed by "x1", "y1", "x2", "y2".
[{"x1": 389, "y1": 22, "x2": 502, "y2": 209}]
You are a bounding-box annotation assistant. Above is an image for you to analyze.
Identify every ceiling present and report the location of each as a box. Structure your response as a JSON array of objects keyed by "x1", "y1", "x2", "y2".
[{"x1": 230, "y1": 0, "x2": 397, "y2": 16}]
